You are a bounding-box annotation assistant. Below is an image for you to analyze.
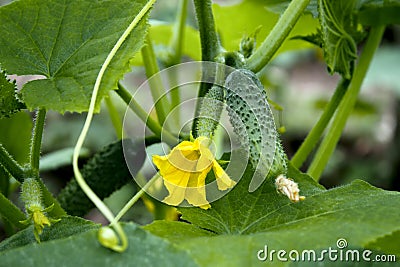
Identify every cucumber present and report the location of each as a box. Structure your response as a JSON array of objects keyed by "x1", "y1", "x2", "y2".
[
  {"x1": 224, "y1": 69, "x2": 287, "y2": 192},
  {"x1": 21, "y1": 178, "x2": 43, "y2": 212},
  {"x1": 195, "y1": 85, "x2": 224, "y2": 138},
  {"x1": 57, "y1": 139, "x2": 145, "y2": 216}
]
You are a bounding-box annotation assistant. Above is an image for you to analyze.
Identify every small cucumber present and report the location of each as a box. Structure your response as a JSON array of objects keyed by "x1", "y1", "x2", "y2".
[
  {"x1": 21, "y1": 178, "x2": 43, "y2": 212},
  {"x1": 224, "y1": 69, "x2": 287, "y2": 192}
]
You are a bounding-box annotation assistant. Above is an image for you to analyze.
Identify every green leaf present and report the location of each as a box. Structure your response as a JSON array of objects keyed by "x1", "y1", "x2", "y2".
[
  {"x1": 366, "y1": 230, "x2": 400, "y2": 258},
  {"x1": 0, "y1": 0, "x2": 149, "y2": 113},
  {"x1": 179, "y1": 163, "x2": 325, "y2": 234},
  {"x1": 143, "y1": 221, "x2": 215, "y2": 243},
  {"x1": 147, "y1": 164, "x2": 400, "y2": 266},
  {"x1": 318, "y1": 0, "x2": 359, "y2": 79},
  {"x1": 358, "y1": 0, "x2": 400, "y2": 26},
  {"x1": 0, "y1": 192, "x2": 26, "y2": 229},
  {"x1": 0, "y1": 71, "x2": 24, "y2": 118},
  {"x1": 0, "y1": 216, "x2": 98, "y2": 252},
  {"x1": 0, "y1": 222, "x2": 198, "y2": 267},
  {"x1": 212, "y1": 0, "x2": 319, "y2": 57}
]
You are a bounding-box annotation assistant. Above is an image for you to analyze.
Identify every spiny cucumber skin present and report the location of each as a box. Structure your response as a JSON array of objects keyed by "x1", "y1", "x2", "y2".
[
  {"x1": 224, "y1": 69, "x2": 287, "y2": 182},
  {"x1": 21, "y1": 178, "x2": 43, "y2": 211},
  {"x1": 57, "y1": 139, "x2": 145, "y2": 216},
  {"x1": 196, "y1": 85, "x2": 224, "y2": 138}
]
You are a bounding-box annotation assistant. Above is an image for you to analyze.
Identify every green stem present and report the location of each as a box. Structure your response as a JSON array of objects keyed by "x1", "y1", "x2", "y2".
[
  {"x1": 169, "y1": 0, "x2": 188, "y2": 65},
  {"x1": 37, "y1": 177, "x2": 66, "y2": 217},
  {"x1": 105, "y1": 95, "x2": 123, "y2": 140},
  {"x1": 0, "y1": 144, "x2": 25, "y2": 182},
  {"x1": 111, "y1": 173, "x2": 160, "y2": 224},
  {"x1": 141, "y1": 34, "x2": 169, "y2": 125},
  {"x1": 192, "y1": 0, "x2": 222, "y2": 135},
  {"x1": 193, "y1": 0, "x2": 221, "y2": 65},
  {"x1": 167, "y1": 0, "x2": 188, "y2": 127},
  {"x1": 168, "y1": 71, "x2": 181, "y2": 129},
  {"x1": 291, "y1": 78, "x2": 349, "y2": 168},
  {"x1": 116, "y1": 83, "x2": 177, "y2": 146},
  {"x1": 247, "y1": 0, "x2": 310, "y2": 73},
  {"x1": 1, "y1": 216, "x2": 16, "y2": 236},
  {"x1": 0, "y1": 166, "x2": 10, "y2": 195},
  {"x1": 307, "y1": 26, "x2": 385, "y2": 180},
  {"x1": 29, "y1": 108, "x2": 46, "y2": 176},
  {"x1": 0, "y1": 192, "x2": 27, "y2": 229}
]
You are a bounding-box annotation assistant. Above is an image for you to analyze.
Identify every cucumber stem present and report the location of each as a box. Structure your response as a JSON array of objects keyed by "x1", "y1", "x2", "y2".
[
  {"x1": 307, "y1": 26, "x2": 385, "y2": 180},
  {"x1": 29, "y1": 108, "x2": 46, "y2": 176},
  {"x1": 141, "y1": 34, "x2": 170, "y2": 125},
  {"x1": 0, "y1": 144, "x2": 25, "y2": 182},
  {"x1": 247, "y1": 0, "x2": 311, "y2": 73}
]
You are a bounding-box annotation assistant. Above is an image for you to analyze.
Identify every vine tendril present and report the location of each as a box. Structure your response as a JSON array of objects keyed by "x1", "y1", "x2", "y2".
[{"x1": 72, "y1": 0, "x2": 157, "y2": 252}]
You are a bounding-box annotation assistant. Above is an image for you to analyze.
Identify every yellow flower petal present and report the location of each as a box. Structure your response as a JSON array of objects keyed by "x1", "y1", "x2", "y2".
[
  {"x1": 212, "y1": 160, "x2": 236, "y2": 190},
  {"x1": 163, "y1": 179, "x2": 188, "y2": 206},
  {"x1": 185, "y1": 171, "x2": 211, "y2": 209}
]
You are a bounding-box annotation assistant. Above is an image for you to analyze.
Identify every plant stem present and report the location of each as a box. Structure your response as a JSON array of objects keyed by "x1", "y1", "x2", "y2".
[
  {"x1": 169, "y1": 0, "x2": 188, "y2": 65},
  {"x1": 291, "y1": 78, "x2": 349, "y2": 168},
  {"x1": 0, "y1": 192, "x2": 27, "y2": 229},
  {"x1": 0, "y1": 144, "x2": 25, "y2": 182},
  {"x1": 141, "y1": 34, "x2": 170, "y2": 125},
  {"x1": 0, "y1": 166, "x2": 10, "y2": 195},
  {"x1": 116, "y1": 83, "x2": 177, "y2": 146},
  {"x1": 168, "y1": 71, "x2": 181, "y2": 129},
  {"x1": 167, "y1": 0, "x2": 188, "y2": 127},
  {"x1": 29, "y1": 108, "x2": 46, "y2": 176},
  {"x1": 247, "y1": 0, "x2": 310, "y2": 73},
  {"x1": 105, "y1": 94, "x2": 123, "y2": 140},
  {"x1": 37, "y1": 177, "x2": 66, "y2": 217},
  {"x1": 192, "y1": 0, "x2": 222, "y2": 136},
  {"x1": 193, "y1": 0, "x2": 221, "y2": 66},
  {"x1": 307, "y1": 26, "x2": 385, "y2": 180},
  {"x1": 111, "y1": 173, "x2": 160, "y2": 224}
]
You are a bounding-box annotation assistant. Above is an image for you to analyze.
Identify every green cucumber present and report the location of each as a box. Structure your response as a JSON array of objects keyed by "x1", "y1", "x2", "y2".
[
  {"x1": 224, "y1": 69, "x2": 287, "y2": 192},
  {"x1": 195, "y1": 85, "x2": 224, "y2": 138},
  {"x1": 21, "y1": 178, "x2": 43, "y2": 212},
  {"x1": 57, "y1": 139, "x2": 145, "y2": 216}
]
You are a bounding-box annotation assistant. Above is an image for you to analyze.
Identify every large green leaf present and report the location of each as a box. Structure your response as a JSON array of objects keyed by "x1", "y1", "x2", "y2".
[
  {"x1": 212, "y1": 0, "x2": 318, "y2": 56},
  {"x1": 0, "y1": 222, "x2": 198, "y2": 267},
  {"x1": 0, "y1": 0, "x2": 149, "y2": 113},
  {"x1": 0, "y1": 216, "x2": 98, "y2": 252},
  {"x1": 178, "y1": 163, "x2": 325, "y2": 234},
  {"x1": 145, "y1": 164, "x2": 400, "y2": 266}
]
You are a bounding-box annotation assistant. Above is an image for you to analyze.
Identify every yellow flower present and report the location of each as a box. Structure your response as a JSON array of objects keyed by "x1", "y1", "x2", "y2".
[{"x1": 152, "y1": 136, "x2": 236, "y2": 209}]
